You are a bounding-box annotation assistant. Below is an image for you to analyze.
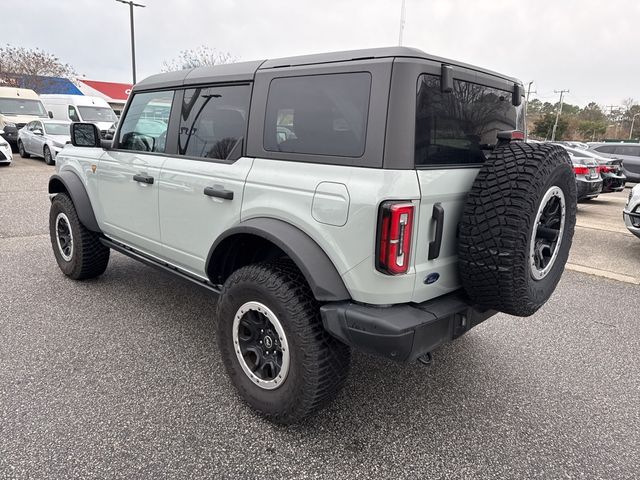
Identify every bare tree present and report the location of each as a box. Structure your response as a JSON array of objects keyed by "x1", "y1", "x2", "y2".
[
  {"x1": 161, "y1": 46, "x2": 236, "y2": 72},
  {"x1": 0, "y1": 44, "x2": 76, "y2": 91}
]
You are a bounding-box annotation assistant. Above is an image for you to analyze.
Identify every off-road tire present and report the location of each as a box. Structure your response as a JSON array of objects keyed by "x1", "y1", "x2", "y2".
[
  {"x1": 216, "y1": 260, "x2": 351, "y2": 424},
  {"x1": 458, "y1": 142, "x2": 577, "y2": 317},
  {"x1": 18, "y1": 141, "x2": 30, "y2": 158},
  {"x1": 43, "y1": 145, "x2": 55, "y2": 165},
  {"x1": 49, "y1": 193, "x2": 110, "y2": 280}
]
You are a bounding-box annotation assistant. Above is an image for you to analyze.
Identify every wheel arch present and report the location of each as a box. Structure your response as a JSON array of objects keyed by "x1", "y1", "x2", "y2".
[
  {"x1": 48, "y1": 172, "x2": 101, "y2": 232},
  {"x1": 206, "y1": 218, "x2": 350, "y2": 302}
]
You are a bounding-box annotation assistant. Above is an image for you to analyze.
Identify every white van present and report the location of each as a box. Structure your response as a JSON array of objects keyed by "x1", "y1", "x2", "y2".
[
  {"x1": 0, "y1": 87, "x2": 49, "y2": 149},
  {"x1": 40, "y1": 95, "x2": 118, "y2": 134}
]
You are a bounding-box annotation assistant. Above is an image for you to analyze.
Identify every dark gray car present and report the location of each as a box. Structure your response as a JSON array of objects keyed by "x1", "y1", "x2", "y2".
[{"x1": 588, "y1": 142, "x2": 640, "y2": 182}]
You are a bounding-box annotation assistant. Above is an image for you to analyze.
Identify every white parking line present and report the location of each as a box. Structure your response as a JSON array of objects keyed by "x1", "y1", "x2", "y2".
[{"x1": 565, "y1": 263, "x2": 640, "y2": 285}]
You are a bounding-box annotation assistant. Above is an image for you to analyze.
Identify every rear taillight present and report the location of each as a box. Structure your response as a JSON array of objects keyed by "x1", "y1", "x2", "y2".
[
  {"x1": 598, "y1": 165, "x2": 613, "y2": 174},
  {"x1": 376, "y1": 201, "x2": 414, "y2": 275},
  {"x1": 573, "y1": 165, "x2": 590, "y2": 175}
]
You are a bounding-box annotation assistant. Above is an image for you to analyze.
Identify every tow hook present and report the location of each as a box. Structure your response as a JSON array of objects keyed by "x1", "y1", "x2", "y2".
[{"x1": 417, "y1": 352, "x2": 433, "y2": 366}]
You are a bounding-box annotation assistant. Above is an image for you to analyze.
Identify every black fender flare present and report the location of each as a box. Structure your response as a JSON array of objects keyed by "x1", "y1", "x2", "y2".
[
  {"x1": 48, "y1": 172, "x2": 101, "y2": 232},
  {"x1": 207, "y1": 218, "x2": 351, "y2": 302}
]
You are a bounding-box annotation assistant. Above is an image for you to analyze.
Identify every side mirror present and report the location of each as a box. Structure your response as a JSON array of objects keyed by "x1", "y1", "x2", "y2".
[
  {"x1": 71, "y1": 123, "x2": 102, "y2": 148},
  {"x1": 33, "y1": 129, "x2": 44, "y2": 136},
  {"x1": 48, "y1": 111, "x2": 54, "y2": 119},
  {"x1": 0, "y1": 130, "x2": 4, "y2": 135}
]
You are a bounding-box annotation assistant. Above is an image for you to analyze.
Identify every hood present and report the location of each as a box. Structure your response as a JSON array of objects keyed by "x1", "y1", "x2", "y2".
[
  {"x1": 47, "y1": 134, "x2": 72, "y2": 144},
  {"x1": 92, "y1": 121, "x2": 115, "y2": 131},
  {"x1": 1, "y1": 113, "x2": 48, "y2": 125}
]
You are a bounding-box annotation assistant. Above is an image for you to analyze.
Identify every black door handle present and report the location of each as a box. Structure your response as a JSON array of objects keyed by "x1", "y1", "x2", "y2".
[
  {"x1": 204, "y1": 186, "x2": 234, "y2": 200},
  {"x1": 133, "y1": 173, "x2": 154, "y2": 185},
  {"x1": 428, "y1": 203, "x2": 445, "y2": 260}
]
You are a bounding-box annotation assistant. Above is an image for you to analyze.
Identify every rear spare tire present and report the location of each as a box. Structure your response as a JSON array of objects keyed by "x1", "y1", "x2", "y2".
[{"x1": 458, "y1": 142, "x2": 576, "y2": 317}]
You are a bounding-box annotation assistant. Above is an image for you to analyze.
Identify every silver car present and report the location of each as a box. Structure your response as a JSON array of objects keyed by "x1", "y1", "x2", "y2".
[
  {"x1": 588, "y1": 142, "x2": 640, "y2": 182},
  {"x1": 17, "y1": 119, "x2": 71, "y2": 165},
  {"x1": 623, "y1": 184, "x2": 640, "y2": 239}
]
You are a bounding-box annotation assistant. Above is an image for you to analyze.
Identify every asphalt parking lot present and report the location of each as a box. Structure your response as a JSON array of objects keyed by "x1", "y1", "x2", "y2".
[{"x1": 1, "y1": 155, "x2": 639, "y2": 479}]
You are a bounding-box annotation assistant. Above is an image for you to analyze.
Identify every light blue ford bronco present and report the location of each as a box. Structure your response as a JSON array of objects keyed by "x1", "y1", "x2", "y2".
[{"x1": 48, "y1": 47, "x2": 576, "y2": 423}]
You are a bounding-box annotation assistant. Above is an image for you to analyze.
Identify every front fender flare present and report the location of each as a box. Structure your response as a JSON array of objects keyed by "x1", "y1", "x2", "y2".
[
  {"x1": 207, "y1": 218, "x2": 350, "y2": 302},
  {"x1": 48, "y1": 171, "x2": 100, "y2": 232}
]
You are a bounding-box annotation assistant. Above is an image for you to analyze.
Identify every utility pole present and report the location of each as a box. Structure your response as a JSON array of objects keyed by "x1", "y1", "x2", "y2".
[
  {"x1": 630, "y1": 113, "x2": 640, "y2": 140},
  {"x1": 524, "y1": 81, "x2": 535, "y2": 138},
  {"x1": 398, "y1": 0, "x2": 406, "y2": 46},
  {"x1": 551, "y1": 89, "x2": 569, "y2": 141},
  {"x1": 116, "y1": 0, "x2": 146, "y2": 85}
]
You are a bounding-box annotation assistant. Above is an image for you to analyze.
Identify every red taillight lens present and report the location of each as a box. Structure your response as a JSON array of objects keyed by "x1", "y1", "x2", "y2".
[
  {"x1": 376, "y1": 201, "x2": 414, "y2": 275},
  {"x1": 573, "y1": 165, "x2": 589, "y2": 175},
  {"x1": 598, "y1": 165, "x2": 612, "y2": 174}
]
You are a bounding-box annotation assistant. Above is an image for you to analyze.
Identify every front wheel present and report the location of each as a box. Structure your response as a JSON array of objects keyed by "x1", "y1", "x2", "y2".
[
  {"x1": 216, "y1": 261, "x2": 351, "y2": 424},
  {"x1": 49, "y1": 193, "x2": 110, "y2": 279},
  {"x1": 43, "y1": 145, "x2": 55, "y2": 165},
  {"x1": 18, "y1": 141, "x2": 30, "y2": 158}
]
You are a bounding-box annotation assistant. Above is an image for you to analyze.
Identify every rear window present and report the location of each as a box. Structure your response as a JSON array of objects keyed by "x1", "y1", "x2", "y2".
[
  {"x1": 263, "y1": 72, "x2": 371, "y2": 157},
  {"x1": 415, "y1": 74, "x2": 524, "y2": 166}
]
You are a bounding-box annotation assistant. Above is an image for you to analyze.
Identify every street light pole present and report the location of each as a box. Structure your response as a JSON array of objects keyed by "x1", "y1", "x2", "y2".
[
  {"x1": 398, "y1": 0, "x2": 406, "y2": 46},
  {"x1": 630, "y1": 113, "x2": 640, "y2": 140},
  {"x1": 116, "y1": 0, "x2": 146, "y2": 84}
]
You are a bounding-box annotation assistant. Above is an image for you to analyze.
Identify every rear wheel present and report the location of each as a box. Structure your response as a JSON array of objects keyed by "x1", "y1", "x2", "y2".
[
  {"x1": 18, "y1": 141, "x2": 30, "y2": 158},
  {"x1": 458, "y1": 142, "x2": 577, "y2": 317},
  {"x1": 216, "y1": 261, "x2": 351, "y2": 424},
  {"x1": 49, "y1": 193, "x2": 110, "y2": 279},
  {"x1": 43, "y1": 145, "x2": 55, "y2": 165}
]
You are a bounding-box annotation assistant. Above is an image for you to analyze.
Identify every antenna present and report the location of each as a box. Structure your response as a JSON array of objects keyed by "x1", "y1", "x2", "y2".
[{"x1": 398, "y1": 0, "x2": 406, "y2": 46}]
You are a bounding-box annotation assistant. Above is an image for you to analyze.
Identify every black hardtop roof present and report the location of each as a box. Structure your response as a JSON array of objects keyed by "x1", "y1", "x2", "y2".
[{"x1": 133, "y1": 46, "x2": 521, "y2": 92}]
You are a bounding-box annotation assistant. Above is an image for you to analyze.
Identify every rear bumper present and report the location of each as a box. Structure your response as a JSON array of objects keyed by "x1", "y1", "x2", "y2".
[
  {"x1": 320, "y1": 290, "x2": 496, "y2": 362},
  {"x1": 601, "y1": 173, "x2": 626, "y2": 193},
  {"x1": 576, "y1": 179, "x2": 602, "y2": 199}
]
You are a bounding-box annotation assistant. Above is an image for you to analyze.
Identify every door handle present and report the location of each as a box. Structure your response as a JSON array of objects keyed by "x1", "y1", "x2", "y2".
[
  {"x1": 204, "y1": 186, "x2": 234, "y2": 200},
  {"x1": 428, "y1": 203, "x2": 444, "y2": 260},
  {"x1": 133, "y1": 173, "x2": 154, "y2": 185}
]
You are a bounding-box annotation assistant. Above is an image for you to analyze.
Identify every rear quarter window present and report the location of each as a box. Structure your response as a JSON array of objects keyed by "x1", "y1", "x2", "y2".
[
  {"x1": 415, "y1": 74, "x2": 524, "y2": 167},
  {"x1": 263, "y1": 72, "x2": 371, "y2": 157}
]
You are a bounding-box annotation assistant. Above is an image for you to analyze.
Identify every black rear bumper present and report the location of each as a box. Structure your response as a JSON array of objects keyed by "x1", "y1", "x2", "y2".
[{"x1": 320, "y1": 291, "x2": 496, "y2": 362}]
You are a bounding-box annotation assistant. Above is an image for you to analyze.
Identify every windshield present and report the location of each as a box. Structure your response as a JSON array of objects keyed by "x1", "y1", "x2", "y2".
[
  {"x1": 44, "y1": 123, "x2": 71, "y2": 136},
  {"x1": 77, "y1": 106, "x2": 117, "y2": 122},
  {"x1": 0, "y1": 98, "x2": 48, "y2": 117}
]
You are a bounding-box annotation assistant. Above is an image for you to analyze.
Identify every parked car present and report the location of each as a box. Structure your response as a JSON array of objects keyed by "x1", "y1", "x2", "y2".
[
  {"x1": 558, "y1": 145, "x2": 625, "y2": 193},
  {"x1": 48, "y1": 47, "x2": 577, "y2": 423},
  {"x1": 623, "y1": 184, "x2": 640, "y2": 239},
  {"x1": 40, "y1": 94, "x2": 118, "y2": 137},
  {"x1": 18, "y1": 120, "x2": 71, "y2": 165},
  {"x1": 0, "y1": 87, "x2": 49, "y2": 150},
  {"x1": 588, "y1": 142, "x2": 640, "y2": 182},
  {"x1": 0, "y1": 129, "x2": 12, "y2": 165},
  {"x1": 566, "y1": 149, "x2": 602, "y2": 201}
]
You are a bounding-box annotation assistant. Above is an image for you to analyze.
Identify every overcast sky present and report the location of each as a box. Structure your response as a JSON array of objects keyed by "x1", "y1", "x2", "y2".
[{"x1": 6, "y1": 0, "x2": 639, "y2": 107}]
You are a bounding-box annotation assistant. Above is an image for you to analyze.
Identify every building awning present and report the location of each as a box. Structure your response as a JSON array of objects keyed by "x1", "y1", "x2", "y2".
[{"x1": 78, "y1": 79, "x2": 132, "y2": 102}]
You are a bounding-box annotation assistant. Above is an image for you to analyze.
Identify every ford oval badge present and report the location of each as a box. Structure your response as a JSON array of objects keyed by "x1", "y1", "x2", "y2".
[{"x1": 424, "y1": 273, "x2": 440, "y2": 285}]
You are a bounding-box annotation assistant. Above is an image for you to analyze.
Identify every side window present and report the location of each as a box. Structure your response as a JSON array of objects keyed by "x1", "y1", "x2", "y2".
[
  {"x1": 26, "y1": 121, "x2": 36, "y2": 131},
  {"x1": 594, "y1": 145, "x2": 615, "y2": 154},
  {"x1": 415, "y1": 74, "x2": 524, "y2": 166},
  {"x1": 264, "y1": 72, "x2": 371, "y2": 157},
  {"x1": 68, "y1": 106, "x2": 80, "y2": 122},
  {"x1": 615, "y1": 145, "x2": 640, "y2": 157},
  {"x1": 117, "y1": 90, "x2": 174, "y2": 153},
  {"x1": 178, "y1": 84, "x2": 250, "y2": 160}
]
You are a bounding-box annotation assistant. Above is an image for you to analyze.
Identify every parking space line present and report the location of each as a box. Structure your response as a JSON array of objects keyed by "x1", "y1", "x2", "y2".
[{"x1": 565, "y1": 262, "x2": 640, "y2": 285}]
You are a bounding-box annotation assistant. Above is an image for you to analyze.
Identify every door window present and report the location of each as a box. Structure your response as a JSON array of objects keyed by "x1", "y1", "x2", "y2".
[
  {"x1": 614, "y1": 145, "x2": 640, "y2": 157},
  {"x1": 594, "y1": 145, "x2": 615, "y2": 154},
  {"x1": 177, "y1": 85, "x2": 250, "y2": 160},
  {"x1": 415, "y1": 74, "x2": 524, "y2": 166},
  {"x1": 263, "y1": 73, "x2": 371, "y2": 157},
  {"x1": 117, "y1": 90, "x2": 175, "y2": 153},
  {"x1": 68, "y1": 106, "x2": 80, "y2": 122}
]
